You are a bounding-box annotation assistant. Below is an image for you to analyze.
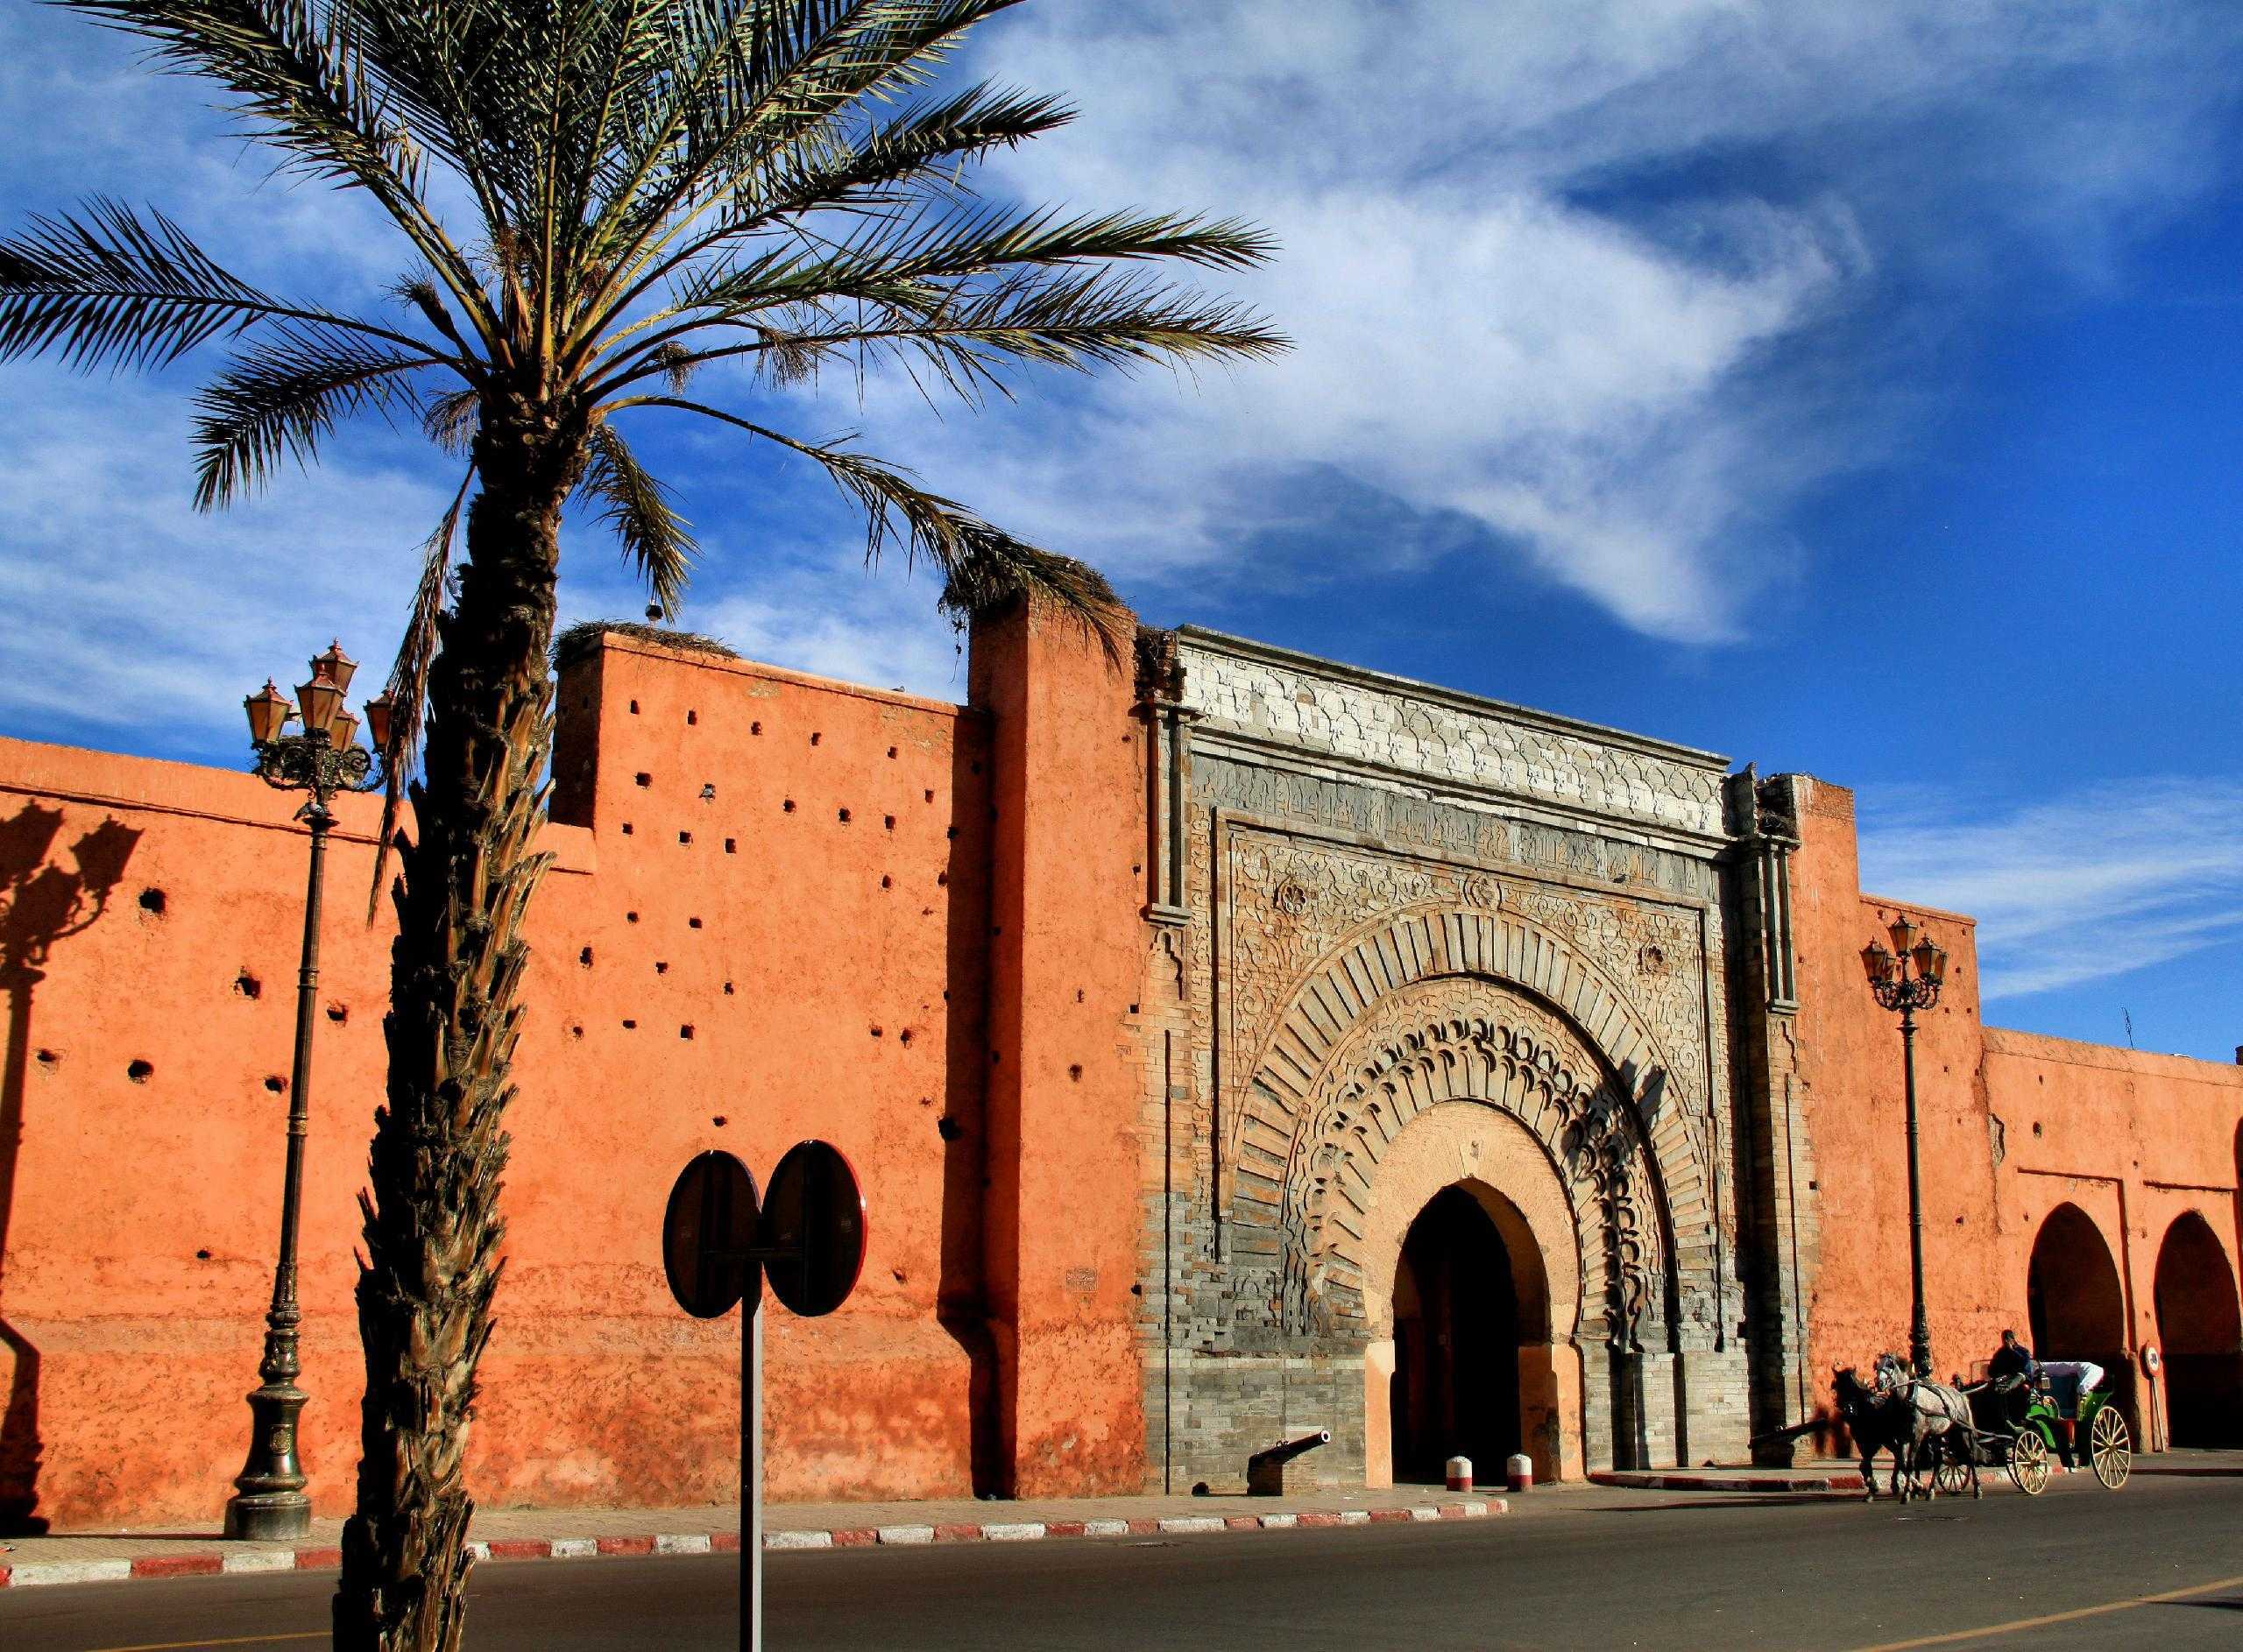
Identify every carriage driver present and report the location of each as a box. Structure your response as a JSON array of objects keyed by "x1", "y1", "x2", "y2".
[{"x1": 1988, "y1": 1329, "x2": 2034, "y2": 1384}]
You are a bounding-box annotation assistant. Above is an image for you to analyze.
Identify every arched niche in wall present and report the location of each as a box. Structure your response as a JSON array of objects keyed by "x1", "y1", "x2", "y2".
[
  {"x1": 2153, "y1": 1211, "x2": 2243, "y2": 1449},
  {"x1": 2026, "y1": 1202, "x2": 2127, "y2": 1370}
]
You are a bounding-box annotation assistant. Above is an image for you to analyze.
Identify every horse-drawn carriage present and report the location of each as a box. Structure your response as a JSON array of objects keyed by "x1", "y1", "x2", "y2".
[
  {"x1": 1834, "y1": 1355, "x2": 2132, "y2": 1500},
  {"x1": 1935, "y1": 1371, "x2": 2132, "y2": 1495}
]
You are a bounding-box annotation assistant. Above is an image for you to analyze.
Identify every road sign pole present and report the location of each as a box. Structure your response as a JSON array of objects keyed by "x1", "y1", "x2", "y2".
[
  {"x1": 746, "y1": 1298, "x2": 763, "y2": 1652},
  {"x1": 665, "y1": 1143, "x2": 860, "y2": 1652}
]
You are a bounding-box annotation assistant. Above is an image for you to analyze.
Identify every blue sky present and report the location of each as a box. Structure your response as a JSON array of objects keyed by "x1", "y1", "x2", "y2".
[{"x1": 1, "y1": 2, "x2": 2239, "y2": 1060}]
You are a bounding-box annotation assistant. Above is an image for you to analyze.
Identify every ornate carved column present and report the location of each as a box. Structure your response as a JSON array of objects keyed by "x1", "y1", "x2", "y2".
[
  {"x1": 1134, "y1": 628, "x2": 1199, "y2": 928},
  {"x1": 1723, "y1": 767, "x2": 1817, "y2": 1462}
]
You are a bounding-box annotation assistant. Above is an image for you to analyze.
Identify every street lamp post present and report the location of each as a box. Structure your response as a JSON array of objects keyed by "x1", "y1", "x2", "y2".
[
  {"x1": 1861, "y1": 914, "x2": 1949, "y2": 1380},
  {"x1": 223, "y1": 643, "x2": 390, "y2": 1542}
]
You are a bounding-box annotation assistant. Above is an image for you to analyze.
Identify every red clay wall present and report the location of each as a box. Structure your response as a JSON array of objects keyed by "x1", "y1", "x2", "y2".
[
  {"x1": 0, "y1": 632, "x2": 1001, "y2": 1529},
  {"x1": 970, "y1": 603, "x2": 1150, "y2": 1497},
  {"x1": 1787, "y1": 775, "x2": 2243, "y2": 1443},
  {"x1": 1979, "y1": 1029, "x2": 2243, "y2": 1446}
]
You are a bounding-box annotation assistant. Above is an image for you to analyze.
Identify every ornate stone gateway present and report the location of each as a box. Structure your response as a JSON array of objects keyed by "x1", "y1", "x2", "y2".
[{"x1": 1132, "y1": 628, "x2": 1758, "y2": 1486}]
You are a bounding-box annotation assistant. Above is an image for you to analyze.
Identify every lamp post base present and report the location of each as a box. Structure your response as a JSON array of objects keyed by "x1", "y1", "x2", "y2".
[
  {"x1": 223, "y1": 1376, "x2": 310, "y2": 1542},
  {"x1": 223, "y1": 1488, "x2": 312, "y2": 1542}
]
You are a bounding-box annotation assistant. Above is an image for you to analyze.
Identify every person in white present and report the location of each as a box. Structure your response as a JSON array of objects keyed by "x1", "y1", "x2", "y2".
[{"x1": 2035, "y1": 1359, "x2": 2106, "y2": 1471}]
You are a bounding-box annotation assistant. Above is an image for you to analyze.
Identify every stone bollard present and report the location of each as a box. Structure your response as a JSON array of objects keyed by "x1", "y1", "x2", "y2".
[
  {"x1": 1445, "y1": 1455, "x2": 1472, "y2": 1493},
  {"x1": 1507, "y1": 1452, "x2": 1534, "y2": 1493}
]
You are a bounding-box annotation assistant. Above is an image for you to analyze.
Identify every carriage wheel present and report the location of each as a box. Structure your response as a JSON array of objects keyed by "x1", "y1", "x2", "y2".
[
  {"x1": 1935, "y1": 1455, "x2": 1971, "y2": 1496},
  {"x1": 2009, "y1": 1431, "x2": 2051, "y2": 1496},
  {"x1": 2091, "y1": 1407, "x2": 2131, "y2": 1489}
]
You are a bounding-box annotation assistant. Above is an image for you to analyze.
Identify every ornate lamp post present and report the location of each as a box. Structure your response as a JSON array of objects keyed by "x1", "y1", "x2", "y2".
[
  {"x1": 223, "y1": 643, "x2": 390, "y2": 1542},
  {"x1": 1861, "y1": 914, "x2": 1949, "y2": 1380}
]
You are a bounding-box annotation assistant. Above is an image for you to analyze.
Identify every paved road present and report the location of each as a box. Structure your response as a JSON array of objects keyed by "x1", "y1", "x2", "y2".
[{"x1": 6, "y1": 1465, "x2": 2241, "y2": 1649}]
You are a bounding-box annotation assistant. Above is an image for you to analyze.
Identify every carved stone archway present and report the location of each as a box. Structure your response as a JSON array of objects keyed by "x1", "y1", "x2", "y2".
[
  {"x1": 1227, "y1": 906, "x2": 1717, "y2": 1351},
  {"x1": 1277, "y1": 980, "x2": 1656, "y2": 1344}
]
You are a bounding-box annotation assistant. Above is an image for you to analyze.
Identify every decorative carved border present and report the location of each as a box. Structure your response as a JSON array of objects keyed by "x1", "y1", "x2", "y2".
[
  {"x1": 1207, "y1": 813, "x2": 1725, "y2": 1351},
  {"x1": 1275, "y1": 998, "x2": 1660, "y2": 1353}
]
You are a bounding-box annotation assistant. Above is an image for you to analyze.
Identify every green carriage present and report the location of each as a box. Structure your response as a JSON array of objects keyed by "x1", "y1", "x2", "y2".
[{"x1": 1938, "y1": 1372, "x2": 2132, "y2": 1494}]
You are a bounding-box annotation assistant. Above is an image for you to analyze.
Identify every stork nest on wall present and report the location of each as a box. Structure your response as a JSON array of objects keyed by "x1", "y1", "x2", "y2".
[{"x1": 552, "y1": 619, "x2": 740, "y2": 671}]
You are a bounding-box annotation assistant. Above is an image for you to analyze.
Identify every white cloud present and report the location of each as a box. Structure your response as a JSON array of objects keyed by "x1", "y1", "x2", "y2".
[
  {"x1": 0, "y1": 0, "x2": 2239, "y2": 738},
  {"x1": 692, "y1": 565, "x2": 971, "y2": 703},
  {"x1": 1857, "y1": 779, "x2": 2243, "y2": 999},
  {"x1": 809, "y1": 0, "x2": 2243, "y2": 640},
  {"x1": 0, "y1": 366, "x2": 446, "y2": 746}
]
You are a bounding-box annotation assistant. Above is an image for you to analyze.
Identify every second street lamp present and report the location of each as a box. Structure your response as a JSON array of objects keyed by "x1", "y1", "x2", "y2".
[
  {"x1": 1861, "y1": 914, "x2": 1949, "y2": 1380},
  {"x1": 223, "y1": 643, "x2": 388, "y2": 1542}
]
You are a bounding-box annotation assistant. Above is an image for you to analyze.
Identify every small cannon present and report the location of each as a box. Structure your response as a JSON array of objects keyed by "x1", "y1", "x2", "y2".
[{"x1": 1248, "y1": 1430, "x2": 1331, "y2": 1496}]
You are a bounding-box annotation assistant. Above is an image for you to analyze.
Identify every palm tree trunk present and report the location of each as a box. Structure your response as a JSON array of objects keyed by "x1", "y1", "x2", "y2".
[{"x1": 334, "y1": 404, "x2": 585, "y2": 1652}]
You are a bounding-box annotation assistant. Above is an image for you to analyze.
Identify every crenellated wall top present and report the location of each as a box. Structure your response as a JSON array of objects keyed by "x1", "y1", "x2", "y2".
[{"x1": 1173, "y1": 629, "x2": 1730, "y2": 840}]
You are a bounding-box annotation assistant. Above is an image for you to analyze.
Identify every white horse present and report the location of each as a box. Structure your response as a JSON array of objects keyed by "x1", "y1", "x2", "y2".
[{"x1": 1873, "y1": 1352, "x2": 1981, "y2": 1500}]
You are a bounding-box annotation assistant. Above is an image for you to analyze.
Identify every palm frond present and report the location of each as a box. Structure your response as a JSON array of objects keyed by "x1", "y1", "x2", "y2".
[
  {"x1": 622, "y1": 265, "x2": 1289, "y2": 402},
  {"x1": 606, "y1": 392, "x2": 1126, "y2": 654},
  {"x1": 368, "y1": 462, "x2": 472, "y2": 918},
  {"x1": 568, "y1": 75, "x2": 1071, "y2": 350},
  {"x1": 0, "y1": 197, "x2": 431, "y2": 372},
  {"x1": 421, "y1": 385, "x2": 480, "y2": 455},
  {"x1": 676, "y1": 201, "x2": 1276, "y2": 320},
  {"x1": 580, "y1": 0, "x2": 1025, "y2": 324},
  {"x1": 55, "y1": 0, "x2": 498, "y2": 337},
  {"x1": 742, "y1": 81, "x2": 1073, "y2": 222},
  {"x1": 581, "y1": 420, "x2": 695, "y2": 615},
  {"x1": 192, "y1": 325, "x2": 437, "y2": 507},
  {"x1": 590, "y1": 201, "x2": 1279, "y2": 393}
]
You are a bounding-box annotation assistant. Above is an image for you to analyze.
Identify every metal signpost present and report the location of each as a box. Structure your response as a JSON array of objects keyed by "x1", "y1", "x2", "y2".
[{"x1": 663, "y1": 1141, "x2": 865, "y2": 1652}]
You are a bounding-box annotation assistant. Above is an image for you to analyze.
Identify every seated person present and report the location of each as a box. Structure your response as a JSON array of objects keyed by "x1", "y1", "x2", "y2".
[
  {"x1": 2034, "y1": 1359, "x2": 2106, "y2": 1469},
  {"x1": 1988, "y1": 1329, "x2": 2034, "y2": 1383}
]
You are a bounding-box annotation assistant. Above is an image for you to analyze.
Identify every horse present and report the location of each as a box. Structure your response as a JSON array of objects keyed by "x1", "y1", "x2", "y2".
[
  {"x1": 1872, "y1": 1352, "x2": 1982, "y2": 1500},
  {"x1": 1832, "y1": 1366, "x2": 1917, "y2": 1500}
]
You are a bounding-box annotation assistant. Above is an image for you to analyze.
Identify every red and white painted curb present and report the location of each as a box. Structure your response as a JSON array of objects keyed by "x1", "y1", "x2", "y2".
[
  {"x1": 763, "y1": 1499, "x2": 1504, "y2": 1550},
  {"x1": 1588, "y1": 1470, "x2": 1867, "y2": 1493},
  {"x1": 0, "y1": 1501, "x2": 1502, "y2": 1590}
]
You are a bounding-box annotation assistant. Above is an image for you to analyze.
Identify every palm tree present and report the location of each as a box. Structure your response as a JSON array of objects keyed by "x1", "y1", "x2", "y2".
[{"x1": 0, "y1": 3, "x2": 1282, "y2": 1645}]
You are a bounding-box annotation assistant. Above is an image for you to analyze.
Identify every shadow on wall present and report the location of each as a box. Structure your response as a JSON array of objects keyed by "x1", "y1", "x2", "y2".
[
  {"x1": 934, "y1": 742, "x2": 999, "y2": 1496},
  {"x1": 0, "y1": 801, "x2": 141, "y2": 1535}
]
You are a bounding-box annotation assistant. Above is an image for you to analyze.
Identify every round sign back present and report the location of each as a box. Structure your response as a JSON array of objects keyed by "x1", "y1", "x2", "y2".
[
  {"x1": 662, "y1": 1151, "x2": 761, "y2": 1319},
  {"x1": 761, "y1": 1140, "x2": 866, "y2": 1317}
]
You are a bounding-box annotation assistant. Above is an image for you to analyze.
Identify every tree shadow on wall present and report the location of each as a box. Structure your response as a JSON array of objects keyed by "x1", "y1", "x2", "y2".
[{"x1": 0, "y1": 801, "x2": 141, "y2": 1535}]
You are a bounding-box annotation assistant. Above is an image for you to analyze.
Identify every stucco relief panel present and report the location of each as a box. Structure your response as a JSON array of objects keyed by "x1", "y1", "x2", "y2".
[
  {"x1": 1220, "y1": 825, "x2": 1716, "y2": 1137},
  {"x1": 1178, "y1": 643, "x2": 1727, "y2": 837},
  {"x1": 1197, "y1": 810, "x2": 1735, "y2": 1351},
  {"x1": 1277, "y1": 978, "x2": 1664, "y2": 1348}
]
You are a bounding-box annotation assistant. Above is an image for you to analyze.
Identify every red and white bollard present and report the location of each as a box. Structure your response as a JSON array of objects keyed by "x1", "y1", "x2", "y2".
[
  {"x1": 1444, "y1": 1455, "x2": 1472, "y2": 1493},
  {"x1": 1507, "y1": 1451, "x2": 1534, "y2": 1493}
]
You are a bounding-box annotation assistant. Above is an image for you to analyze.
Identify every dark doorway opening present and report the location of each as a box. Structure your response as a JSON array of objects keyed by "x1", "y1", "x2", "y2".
[
  {"x1": 1390, "y1": 1186, "x2": 1519, "y2": 1483},
  {"x1": 2155, "y1": 1212, "x2": 2243, "y2": 1447},
  {"x1": 2026, "y1": 1202, "x2": 2133, "y2": 1435}
]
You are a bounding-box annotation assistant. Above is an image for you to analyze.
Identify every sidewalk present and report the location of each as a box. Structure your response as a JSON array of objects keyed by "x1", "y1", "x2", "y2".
[
  {"x1": 1590, "y1": 1459, "x2": 1867, "y2": 1493},
  {"x1": 0, "y1": 1483, "x2": 1506, "y2": 1590},
  {"x1": 0, "y1": 1453, "x2": 1968, "y2": 1591}
]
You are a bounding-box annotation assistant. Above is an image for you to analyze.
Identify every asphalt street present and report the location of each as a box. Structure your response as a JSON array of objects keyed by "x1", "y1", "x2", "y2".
[{"x1": 5, "y1": 1464, "x2": 2241, "y2": 1650}]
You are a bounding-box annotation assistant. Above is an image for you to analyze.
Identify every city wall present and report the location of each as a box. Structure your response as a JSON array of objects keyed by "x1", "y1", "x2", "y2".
[
  {"x1": 2, "y1": 610, "x2": 2237, "y2": 1532},
  {"x1": 1786, "y1": 779, "x2": 2243, "y2": 1445},
  {"x1": 0, "y1": 609, "x2": 1149, "y2": 1531}
]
